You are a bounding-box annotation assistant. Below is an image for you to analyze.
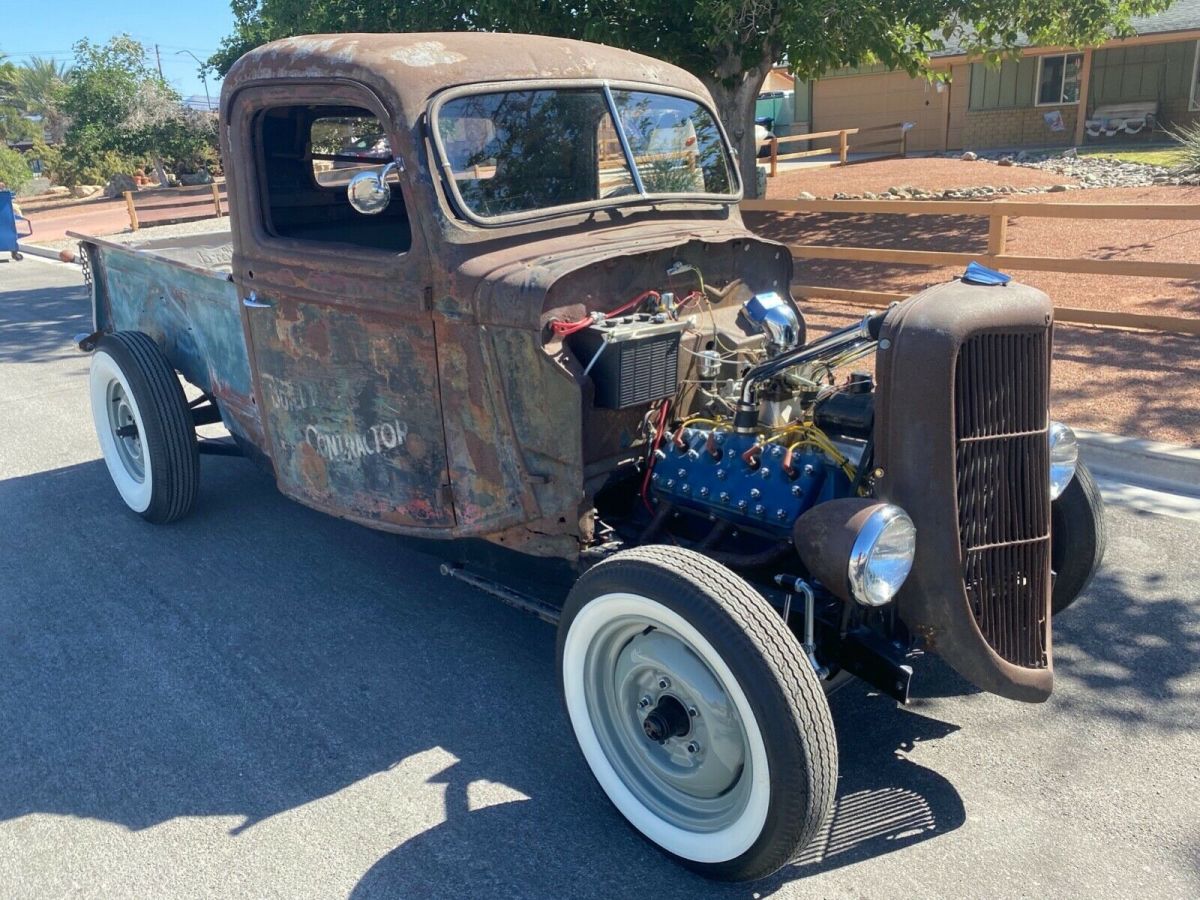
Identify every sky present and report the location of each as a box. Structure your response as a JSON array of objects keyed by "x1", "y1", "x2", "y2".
[{"x1": 0, "y1": 0, "x2": 236, "y2": 108}]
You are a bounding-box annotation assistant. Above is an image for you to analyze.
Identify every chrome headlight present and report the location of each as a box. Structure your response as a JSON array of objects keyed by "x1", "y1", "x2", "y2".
[
  {"x1": 1048, "y1": 421, "x2": 1078, "y2": 501},
  {"x1": 848, "y1": 505, "x2": 917, "y2": 607}
]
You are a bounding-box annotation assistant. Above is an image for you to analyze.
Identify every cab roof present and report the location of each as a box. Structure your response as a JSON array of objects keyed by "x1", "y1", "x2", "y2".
[{"x1": 222, "y1": 32, "x2": 710, "y2": 125}]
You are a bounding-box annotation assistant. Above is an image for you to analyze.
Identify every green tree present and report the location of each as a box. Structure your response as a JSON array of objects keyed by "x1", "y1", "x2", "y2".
[
  {"x1": 16, "y1": 57, "x2": 70, "y2": 144},
  {"x1": 210, "y1": 0, "x2": 1173, "y2": 196},
  {"x1": 57, "y1": 36, "x2": 218, "y2": 186},
  {"x1": 0, "y1": 54, "x2": 37, "y2": 143}
]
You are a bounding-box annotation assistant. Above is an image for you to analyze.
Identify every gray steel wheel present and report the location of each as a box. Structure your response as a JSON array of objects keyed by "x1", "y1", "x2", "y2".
[
  {"x1": 581, "y1": 614, "x2": 757, "y2": 836},
  {"x1": 557, "y1": 546, "x2": 837, "y2": 882},
  {"x1": 105, "y1": 379, "x2": 146, "y2": 483}
]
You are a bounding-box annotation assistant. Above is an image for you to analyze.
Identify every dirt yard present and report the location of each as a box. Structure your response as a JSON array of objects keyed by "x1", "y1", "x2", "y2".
[{"x1": 748, "y1": 168, "x2": 1200, "y2": 445}]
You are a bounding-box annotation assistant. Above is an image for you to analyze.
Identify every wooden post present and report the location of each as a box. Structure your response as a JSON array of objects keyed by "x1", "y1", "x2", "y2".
[
  {"x1": 899, "y1": 125, "x2": 908, "y2": 158},
  {"x1": 987, "y1": 214, "x2": 1009, "y2": 255},
  {"x1": 211, "y1": 182, "x2": 223, "y2": 218},
  {"x1": 1072, "y1": 48, "x2": 1094, "y2": 147},
  {"x1": 124, "y1": 191, "x2": 139, "y2": 231},
  {"x1": 770, "y1": 137, "x2": 778, "y2": 177},
  {"x1": 838, "y1": 129, "x2": 849, "y2": 165}
]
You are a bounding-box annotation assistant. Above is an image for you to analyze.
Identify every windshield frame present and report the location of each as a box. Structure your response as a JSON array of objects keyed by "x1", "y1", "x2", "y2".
[{"x1": 427, "y1": 78, "x2": 743, "y2": 227}]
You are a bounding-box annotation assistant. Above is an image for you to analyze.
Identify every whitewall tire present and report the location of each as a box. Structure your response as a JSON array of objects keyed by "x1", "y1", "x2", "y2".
[
  {"x1": 557, "y1": 546, "x2": 837, "y2": 882},
  {"x1": 89, "y1": 332, "x2": 198, "y2": 524}
]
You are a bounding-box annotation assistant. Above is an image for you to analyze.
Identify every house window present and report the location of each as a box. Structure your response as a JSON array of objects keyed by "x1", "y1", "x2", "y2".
[
  {"x1": 1191, "y1": 41, "x2": 1199, "y2": 111},
  {"x1": 1036, "y1": 53, "x2": 1085, "y2": 106}
]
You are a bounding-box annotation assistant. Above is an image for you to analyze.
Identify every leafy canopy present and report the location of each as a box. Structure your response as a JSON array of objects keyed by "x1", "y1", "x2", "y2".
[
  {"x1": 53, "y1": 36, "x2": 218, "y2": 186},
  {"x1": 210, "y1": 0, "x2": 1174, "y2": 83}
]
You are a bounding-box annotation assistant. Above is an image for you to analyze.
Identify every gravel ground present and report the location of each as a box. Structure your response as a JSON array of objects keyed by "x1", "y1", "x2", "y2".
[
  {"x1": 33, "y1": 217, "x2": 232, "y2": 254},
  {"x1": 766, "y1": 158, "x2": 1079, "y2": 198}
]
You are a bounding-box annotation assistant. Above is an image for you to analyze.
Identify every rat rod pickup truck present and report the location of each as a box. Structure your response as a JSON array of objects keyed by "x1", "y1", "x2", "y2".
[{"x1": 74, "y1": 33, "x2": 1106, "y2": 881}]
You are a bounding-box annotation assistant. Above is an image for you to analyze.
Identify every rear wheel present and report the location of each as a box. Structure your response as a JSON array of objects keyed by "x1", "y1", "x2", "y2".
[
  {"x1": 1051, "y1": 461, "x2": 1106, "y2": 616},
  {"x1": 557, "y1": 546, "x2": 837, "y2": 882},
  {"x1": 89, "y1": 332, "x2": 199, "y2": 524}
]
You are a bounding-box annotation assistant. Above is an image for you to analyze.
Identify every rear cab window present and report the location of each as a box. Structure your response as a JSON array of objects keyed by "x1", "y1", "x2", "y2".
[{"x1": 254, "y1": 105, "x2": 409, "y2": 252}]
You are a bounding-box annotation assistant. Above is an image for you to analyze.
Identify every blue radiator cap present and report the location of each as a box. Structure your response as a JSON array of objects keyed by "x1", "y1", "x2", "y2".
[{"x1": 963, "y1": 261, "x2": 1011, "y2": 286}]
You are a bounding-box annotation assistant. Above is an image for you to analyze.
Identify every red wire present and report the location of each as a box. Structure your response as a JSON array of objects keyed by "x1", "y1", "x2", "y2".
[
  {"x1": 550, "y1": 290, "x2": 661, "y2": 338},
  {"x1": 641, "y1": 399, "x2": 670, "y2": 514}
]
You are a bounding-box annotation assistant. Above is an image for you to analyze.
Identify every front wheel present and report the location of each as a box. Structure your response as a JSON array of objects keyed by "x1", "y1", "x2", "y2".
[
  {"x1": 1051, "y1": 461, "x2": 1106, "y2": 616},
  {"x1": 557, "y1": 546, "x2": 837, "y2": 882}
]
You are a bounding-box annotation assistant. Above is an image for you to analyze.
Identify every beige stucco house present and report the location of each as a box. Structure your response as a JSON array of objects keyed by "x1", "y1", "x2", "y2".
[{"x1": 780, "y1": 0, "x2": 1200, "y2": 152}]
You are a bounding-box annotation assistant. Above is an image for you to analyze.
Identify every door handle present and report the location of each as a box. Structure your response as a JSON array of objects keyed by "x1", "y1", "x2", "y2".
[{"x1": 242, "y1": 291, "x2": 273, "y2": 309}]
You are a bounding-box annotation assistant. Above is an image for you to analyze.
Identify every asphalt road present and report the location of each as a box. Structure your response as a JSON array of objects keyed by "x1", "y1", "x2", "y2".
[{"x1": 1, "y1": 257, "x2": 1197, "y2": 899}]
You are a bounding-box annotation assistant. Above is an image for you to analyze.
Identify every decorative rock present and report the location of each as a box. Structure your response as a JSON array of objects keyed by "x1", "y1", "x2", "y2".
[
  {"x1": 997, "y1": 155, "x2": 1014, "y2": 166},
  {"x1": 104, "y1": 174, "x2": 138, "y2": 198},
  {"x1": 796, "y1": 191, "x2": 816, "y2": 200},
  {"x1": 71, "y1": 184, "x2": 103, "y2": 199},
  {"x1": 177, "y1": 171, "x2": 213, "y2": 186},
  {"x1": 961, "y1": 151, "x2": 978, "y2": 161},
  {"x1": 1048, "y1": 184, "x2": 1071, "y2": 192},
  {"x1": 1062, "y1": 147, "x2": 1078, "y2": 158}
]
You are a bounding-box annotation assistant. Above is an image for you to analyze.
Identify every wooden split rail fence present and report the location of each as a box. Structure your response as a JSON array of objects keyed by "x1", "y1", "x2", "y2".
[
  {"x1": 759, "y1": 122, "x2": 908, "y2": 177},
  {"x1": 740, "y1": 197, "x2": 1200, "y2": 336},
  {"x1": 124, "y1": 182, "x2": 227, "y2": 231}
]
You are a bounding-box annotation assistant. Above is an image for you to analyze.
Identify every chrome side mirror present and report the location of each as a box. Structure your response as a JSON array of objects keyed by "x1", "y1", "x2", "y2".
[{"x1": 347, "y1": 161, "x2": 398, "y2": 215}]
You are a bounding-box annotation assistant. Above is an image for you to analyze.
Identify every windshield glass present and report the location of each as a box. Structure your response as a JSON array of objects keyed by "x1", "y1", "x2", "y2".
[{"x1": 435, "y1": 87, "x2": 736, "y2": 220}]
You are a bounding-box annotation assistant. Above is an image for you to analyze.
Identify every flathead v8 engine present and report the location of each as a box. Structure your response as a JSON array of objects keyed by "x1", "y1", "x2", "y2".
[{"x1": 651, "y1": 427, "x2": 852, "y2": 536}]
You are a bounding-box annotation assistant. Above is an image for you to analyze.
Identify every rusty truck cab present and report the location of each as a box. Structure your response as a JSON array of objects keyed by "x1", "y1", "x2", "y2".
[{"x1": 221, "y1": 33, "x2": 786, "y2": 556}]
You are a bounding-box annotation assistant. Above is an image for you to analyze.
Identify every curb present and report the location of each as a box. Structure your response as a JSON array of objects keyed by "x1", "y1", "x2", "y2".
[
  {"x1": 1077, "y1": 429, "x2": 1200, "y2": 497},
  {"x1": 19, "y1": 243, "x2": 79, "y2": 265}
]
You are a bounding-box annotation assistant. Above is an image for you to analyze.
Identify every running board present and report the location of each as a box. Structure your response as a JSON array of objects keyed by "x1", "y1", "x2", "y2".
[{"x1": 439, "y1": 563, "x2": 561, "y2": 625}]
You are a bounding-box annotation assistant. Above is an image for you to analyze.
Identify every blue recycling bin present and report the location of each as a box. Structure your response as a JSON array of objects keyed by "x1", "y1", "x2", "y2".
[{"x1": 1, "y1": 190, "x2": 33, "y2": 260}]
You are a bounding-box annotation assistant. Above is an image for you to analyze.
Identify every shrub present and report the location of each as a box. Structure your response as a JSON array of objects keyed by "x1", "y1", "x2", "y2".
[
  {"x1": 1166, "y1": 120, "x2": 1200, "y2": 174},
  {"x1": 0, "y1": 145, "x2": 33, "y2": 191},
  {"x1": 35, "y1": 139, "x2": 141, "y2": 188}
]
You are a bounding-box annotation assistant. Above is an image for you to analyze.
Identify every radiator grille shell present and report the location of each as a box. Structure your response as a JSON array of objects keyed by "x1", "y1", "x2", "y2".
[
  {"x1": 954, "y1": 331, "x2": 1051, "y2": 669},
  {"x1": 873, "y1": 279, "x2": 1055, "y2": 701}
]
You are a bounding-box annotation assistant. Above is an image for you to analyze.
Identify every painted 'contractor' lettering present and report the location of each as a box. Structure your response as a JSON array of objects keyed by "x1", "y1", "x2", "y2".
[{"x1": 305, "y1": 420, "x2": 409, "y2": 462}]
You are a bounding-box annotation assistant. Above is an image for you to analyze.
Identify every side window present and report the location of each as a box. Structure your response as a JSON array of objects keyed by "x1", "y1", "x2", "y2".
[{"x1": 254, "y1": 104, "x2": 410, "y2": 252}]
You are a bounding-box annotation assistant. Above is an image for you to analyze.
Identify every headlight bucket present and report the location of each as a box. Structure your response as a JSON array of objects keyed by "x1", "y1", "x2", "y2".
[
  {"x1": 793, "y1": 499, "x2": 917, "y2": 607},
  {"x1": 1048, "y1": 421, "x2": 1078, "y2": 501}
]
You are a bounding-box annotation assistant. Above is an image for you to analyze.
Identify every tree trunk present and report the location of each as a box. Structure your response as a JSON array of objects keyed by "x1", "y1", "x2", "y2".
[
  {"x1": 153, "y1": 155, "x2": 169, "y2": 187},
  {"x1": 704, "y1": 65, "x2": 774, "y2": 199}
]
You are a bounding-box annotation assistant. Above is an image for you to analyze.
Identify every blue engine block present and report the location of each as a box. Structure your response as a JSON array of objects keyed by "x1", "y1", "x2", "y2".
[{"x1": 650, "y1": 427, "x2": 854, "y2": 537}]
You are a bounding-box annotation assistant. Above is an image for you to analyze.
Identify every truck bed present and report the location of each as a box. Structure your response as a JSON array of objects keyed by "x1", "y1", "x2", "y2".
[{"x1": 74, "y1": 227, "x2": 264, "y2": 453}]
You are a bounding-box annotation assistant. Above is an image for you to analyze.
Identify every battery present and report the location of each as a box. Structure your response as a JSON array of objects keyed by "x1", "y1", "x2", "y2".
[{"x1": 568, "y1": 313, "x2": 688, "y2": 409}]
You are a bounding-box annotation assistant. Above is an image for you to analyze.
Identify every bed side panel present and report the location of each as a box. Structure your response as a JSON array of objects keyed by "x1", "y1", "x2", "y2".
[{"x1": 88, "y1": 243, "x2": 263, "y2": 449}]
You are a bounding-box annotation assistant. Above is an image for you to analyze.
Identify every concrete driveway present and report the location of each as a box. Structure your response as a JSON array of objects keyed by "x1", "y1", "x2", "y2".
[{"x1": 0, "y1": 257, "x2": 1197, "y2": 898}]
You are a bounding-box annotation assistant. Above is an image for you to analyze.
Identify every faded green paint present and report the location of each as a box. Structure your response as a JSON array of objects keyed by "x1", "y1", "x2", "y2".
[
  {"x1": 1090, "y1": 39, "x2": 1199, "y2": 105},
  {"x1": 969, "y1": 58, "x2": 1038, "y2": 111}
]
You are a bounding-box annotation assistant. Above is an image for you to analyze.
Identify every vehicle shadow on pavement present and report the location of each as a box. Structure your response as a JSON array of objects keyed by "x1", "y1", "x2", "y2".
[
  {"x1": 0, "y1": 455, "x2": 970, "y2": 898},
  {"x1": 1051, "y1": 525, "x2": 1200, "y2": 731},
  {"x1": 349, "y1": 694, "x2": 968, "y2": 900}
]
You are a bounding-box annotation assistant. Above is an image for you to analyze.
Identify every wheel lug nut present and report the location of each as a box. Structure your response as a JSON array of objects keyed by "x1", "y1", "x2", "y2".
[
  {"x1": 688, "y1": 707, "x2": 698, "y2": 717},
  {"x1": 658, "y1": 677, "x2": 671, "y2": 690},
  {"x1": 638, "y1": 695, "x2": 652, "y2": 709},
  {"x1": 687, "y1": 742, "x2": 700, "y2": 754}
]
